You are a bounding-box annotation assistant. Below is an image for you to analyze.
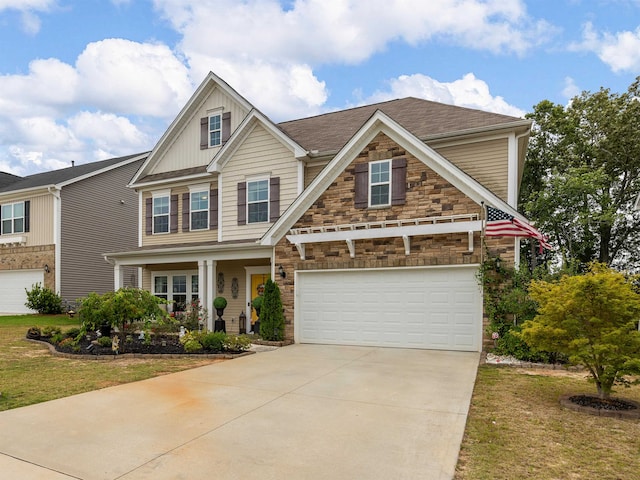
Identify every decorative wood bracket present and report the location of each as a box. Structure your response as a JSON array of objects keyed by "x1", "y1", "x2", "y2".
[
  {"x1": 346, "y1": 239, "x2": 355, "y2": 258},
  {"x1": 295, "y1": 243, "x2": 306, "y2": 260},
  {"x1": 468, "y1": 231, "x2": 474, "y2": 252},
  {"x1": 402, "y1": 235, "x2": 410, "y2": 256}
]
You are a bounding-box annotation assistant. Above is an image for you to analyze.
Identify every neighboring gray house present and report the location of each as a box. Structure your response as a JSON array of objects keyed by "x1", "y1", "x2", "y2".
[{"x1": 0, "y1": 154, "x2": 146, "y2": 313}]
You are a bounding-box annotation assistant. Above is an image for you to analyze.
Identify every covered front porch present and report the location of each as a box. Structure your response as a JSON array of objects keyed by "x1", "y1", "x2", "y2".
[{"x1": 104, "y1": 242, "x2": 275, "y2": 333}]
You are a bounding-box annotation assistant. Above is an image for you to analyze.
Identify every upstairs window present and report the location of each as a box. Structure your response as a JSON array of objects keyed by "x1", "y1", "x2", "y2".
[
  {"x1": 190, "y1": 190, "x2": 209, "y2": 230},
  {"x1": 1, "y1": 201, "x2": 24, "y2": 234},
  {"x1": 369, "y1": 160, "x2": 391, "y2": 206},
  {"x1": 153, "y1": 195, "x2": 169, "y2": 234},
  {"x1": 247, "y1": 179, "x2": 269, "y2": 223},
  {"x1": 208, "y1": 114, "x2": 222, "y2": 147}
]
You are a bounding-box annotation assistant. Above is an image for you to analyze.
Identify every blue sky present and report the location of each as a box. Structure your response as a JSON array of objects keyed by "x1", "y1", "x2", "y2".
[{"x1": 1, "y1": 0, "x2": 639, "y2": 175}]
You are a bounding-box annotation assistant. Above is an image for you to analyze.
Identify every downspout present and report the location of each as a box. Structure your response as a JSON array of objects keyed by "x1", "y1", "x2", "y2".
[{"x1": 47, "y1": 186, "x2": 62, "y2": 294}]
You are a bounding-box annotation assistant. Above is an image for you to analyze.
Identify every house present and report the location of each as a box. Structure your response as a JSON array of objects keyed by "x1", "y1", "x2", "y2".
[
  {"x1": 105, "y1": 72, "x2": 531, "y2": 352},
  {"x1": 0, "y1": 154, "x2": 145, "y2": 313}
]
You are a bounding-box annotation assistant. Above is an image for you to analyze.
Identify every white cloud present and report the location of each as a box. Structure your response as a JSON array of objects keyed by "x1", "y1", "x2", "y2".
[
  {"x1": 0, "y1": 0, "x2": 57, "y2": 34},
  {"x1": 562, "y1": 76, "x2": 580, "y2": 100},
  {"x1": 362, "y1": 73, "x2": 525, "y2": 117},
  {"x1": 571, "y1": 22, "x2": 640, "y2": 73},
  {"x1": 68, "y1": 111, "x2": 151, "y2": 153}
]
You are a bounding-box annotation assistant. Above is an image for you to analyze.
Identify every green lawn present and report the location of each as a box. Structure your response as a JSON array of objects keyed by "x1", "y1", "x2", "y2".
[{"x1": 0, "y1": 314, "x2": 222, "y2": 411}]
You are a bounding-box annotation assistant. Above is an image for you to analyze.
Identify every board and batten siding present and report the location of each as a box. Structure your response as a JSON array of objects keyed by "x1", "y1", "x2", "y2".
[
  {"x1": 141, "y1": 184, "x2": 218, "y2": 247},
  {"x1": 59, "y1": 160, "x2": 143, "y2": 302},
  {"x1": 221, "y1": 123, "x2": 300, "y2": 242},
  {"x1": 152, "y1": 88, "x2": 250, "y2": 175},
  {"x1": 434, "y1": 138, "x2": 509, "y2": 202}
]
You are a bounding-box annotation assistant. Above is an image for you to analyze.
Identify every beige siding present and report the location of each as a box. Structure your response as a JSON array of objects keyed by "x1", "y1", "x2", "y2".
[
  {"x1": 152, "y1": 87, "x2": 250, "y2": 174},
  {"x1": 434, "y1": 138, "x2": 508, "y2": 201},
  {"x1": 304, "y1": 162, "x2": 329, "y2": 188},
  {"x1": 221, "y1": 124, "x2": 300, "y2": 241},
  {"x1": 0, "y1": 192, "x2": 54, "y2": 247},
  {"x1": 141, "y1": 184, "x2": 218, "y2": 247}
]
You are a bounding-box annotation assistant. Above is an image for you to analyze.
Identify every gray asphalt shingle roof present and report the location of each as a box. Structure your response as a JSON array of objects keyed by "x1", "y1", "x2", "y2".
[
  {"x1": 278, "y1": 97, "x2": 523, "y2": 153},
  {"x1": 0, "y1": 153, "x2": 149, "y2": 194}
]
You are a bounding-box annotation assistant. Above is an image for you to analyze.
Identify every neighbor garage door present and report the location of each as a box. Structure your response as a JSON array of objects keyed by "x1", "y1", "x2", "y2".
[
  {"x1": 296, "y1": 266, "x2": 481, "y2": 351},
  {"x1": 0, "y1": 270, "x2": 44, "y2": 313}
]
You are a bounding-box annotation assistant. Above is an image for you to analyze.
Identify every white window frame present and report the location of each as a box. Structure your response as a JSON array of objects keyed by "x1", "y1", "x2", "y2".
[
  {"x1": 189, "y1": 184, "x2": 209, "y2": 231},
  {"x1": 208, "y1": 113, "x2": 222, "y2": 148},
  {"x1": 152, "y1": 192, "x2": 170, "y2": 235},
  {"x1": 1, "y1": 201, "x2": 25, "y2": 235},
  {"x1": 247, "y1": 178, "x2": 270, "y2": 224},
  {"x1": 152, "y1": 271, "x2": 199, "y2": 312},
  {"x1": 369, "y1": 159, "x2": 391, "y2": 207}
]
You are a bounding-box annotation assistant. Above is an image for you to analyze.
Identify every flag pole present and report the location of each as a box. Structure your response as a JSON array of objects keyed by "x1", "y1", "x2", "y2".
[{"x1": 480, "y1": 201, "x2": 485, "y2": 266}]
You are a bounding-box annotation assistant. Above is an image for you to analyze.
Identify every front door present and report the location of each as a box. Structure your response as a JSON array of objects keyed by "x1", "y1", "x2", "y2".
[{"x1": 245, "y1": 267, "x2": 270, "y2": 333}]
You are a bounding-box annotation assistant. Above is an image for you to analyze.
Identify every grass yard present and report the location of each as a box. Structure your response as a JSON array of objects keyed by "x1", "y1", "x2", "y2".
[
  {"x1": 0, "y1": 314, "x2": 222, "y2": 412},
  {"x1": 455, "y1": 365, "x2": 640, "y2": 480}
]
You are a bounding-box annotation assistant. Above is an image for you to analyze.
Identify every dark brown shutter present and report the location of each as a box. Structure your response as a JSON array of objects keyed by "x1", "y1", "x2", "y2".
[
  {"x1": 391, "y1": 158, "x2": 407, "y2": 205},
  {"x1": 237, "y1": 182, "x2": 247, "y2": 225},
  {"x1": 269, "y1": 177, "x2": 280, "y2": 222},
  {"x1": 200, "y1": 117, "x2": 208, "y2": 150},
  {"x1": 182, "y1": 192, "x2": 190, "y2": 232},
  {"x1": 221, "y1": 112, "x2": 231, "y2": 145},
  {"x1": 23, "y1": 200, "x2": 30, "y2": 232},
  {"x1": 210, "y1": 189, "x2": 218, "y2": 229},
  {"x1": 145, "y1": 198, "x2": 152, "y2": 235},
  {"x1": 354, "y1": 163, "x2": 369, "y2": 209},
  {"x1": 170, "y1": 194, "x2": 178, "y2": 233}
]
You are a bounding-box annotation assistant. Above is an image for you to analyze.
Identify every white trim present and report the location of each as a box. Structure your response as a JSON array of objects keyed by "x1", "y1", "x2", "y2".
[
  {"x1": 207, "y1": 110, "x2": 223, "y2": 148},
  {"x1": 0, "y1": 235, "x2": 26, "y2": 246},
  {"x1": 188, "y1": 183, "x2": 211, "y2": 193},
  {"x1": 151, "y1": 189, "x2": 171, "y2": 198},
  {"x1": 151, "y1": 194, "x2": 170, "y2": 235},
  {"x1": 138, "y1": 191, "x2": 143, "y2": 247},
  {"x1": 297, "y1": 161, "x2": 304, "y2": 196},
  {"x1": 188, "y1": 188, "x2": 210, "y2": 232},
  {"x1": 48, "y1": 186, "x2": 62, "y2": 294},
  {"x1": 217, "y1": 174, "x2": 223, "y2": 242},
  {"x1": 368, "y1": 159, "x2": 391, "y2": 207},
  {"x1": 507, "y1": 132, "x2": 518, "y2": 207},
  {"x1": 246, "y1": 178, "x2": 270, "y2": 224}
]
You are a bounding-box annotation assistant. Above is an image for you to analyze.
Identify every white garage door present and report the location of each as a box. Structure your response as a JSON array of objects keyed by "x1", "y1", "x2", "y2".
[
  {"x1": 0, "y1": 270, "x2": 44, "y2": 313},
  {"x1": 296, "y1": 266, "x2": 481, "y2": 351}
]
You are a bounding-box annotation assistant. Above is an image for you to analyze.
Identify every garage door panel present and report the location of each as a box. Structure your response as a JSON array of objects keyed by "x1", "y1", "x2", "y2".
[
  {"x1": 297, "y1": 267, "x2": 481, "y2": 351},
  {"x1": 0, "y1": 270, "x2": 44, "y2": 314}
]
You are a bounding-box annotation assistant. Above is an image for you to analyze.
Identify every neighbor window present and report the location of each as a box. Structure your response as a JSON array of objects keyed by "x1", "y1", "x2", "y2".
[
  {"x1": 190, "y1": 190, "x2": 209, "y2": 230},
  {"x1": 153, "y1": 195, "x2": 169, "y2": 234},
  {"x1": 247, "y1": 179, "x2": 269, "y2": 223},
  {"x1": 369, "y1": 160, "x2": 390, "y2": 206},
  {"x1": 209, "y1": 114, "x2": 222, "y2": 147},
  {"x1": 1, "y1": 202, "x2": 24, "y2": 234},
  {"x1": 154, "y1": 276, "x2": 168, "y2": 300},
  {"x1": 172, "y1": 275, "x2": 187, "y2": 312}
]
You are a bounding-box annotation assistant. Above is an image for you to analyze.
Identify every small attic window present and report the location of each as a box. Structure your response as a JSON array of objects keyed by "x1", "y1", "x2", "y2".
[{"x1": 208, "y1": 113, "x2": 222, "y2": 147}]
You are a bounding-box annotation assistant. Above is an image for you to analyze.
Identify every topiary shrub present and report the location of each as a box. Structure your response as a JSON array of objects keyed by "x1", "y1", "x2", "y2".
[
  {"x1": 213, "y1": 296, "x2": 227, "y2": 310},
  {"x1": 25, "y1": 283, "x2": 63, "y2": 314},
  {"x1": 259, "y1": 279, "x2": 285, "y2": 341}
]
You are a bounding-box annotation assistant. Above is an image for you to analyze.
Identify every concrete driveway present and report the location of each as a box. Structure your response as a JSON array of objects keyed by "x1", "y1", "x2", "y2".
[{"x1": 0, "y1": 344, "x2": 479, "y2": 480}]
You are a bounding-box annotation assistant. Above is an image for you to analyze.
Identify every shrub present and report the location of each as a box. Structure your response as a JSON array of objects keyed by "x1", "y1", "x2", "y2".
[
  {"x1": 41, "y1": 325, "x2": 61, "y2": 337},
  {"x1": 213, "y1": 296, "x2": 227, "y2": 310},
  {"x1": 50, "y1": 332, "x2": 64, "y2": 345},
  {"x1": 25, "y1": 283, "x2": 63, "y2": 314},
  {"x1": 97, "y1": 336, "x2": 112, "y2": 348},
  {"x1": 182, "y1": 338, "x2": 203, "y2": 353},
  {"x1": 58, "y1": 337, "x2": 77, "y2": 349},
  {"x1": 64, "y1": 327, "x2": 81, "y2": 339},
  {"x1": 183, "y1": 299, "x2": 207, "y2": 330},
  {"x1": 223, "y1": 335, "x2": 252, "y2": 352},
  {"x1": 199, "y1": 331, "x2": 226, "y2": 351},
  {"x1": 251, "y1": 296, "x2": 263, "y2": 312},
  {"x1": 259, "y1": 279, "x2": 285, "y2": 341}
]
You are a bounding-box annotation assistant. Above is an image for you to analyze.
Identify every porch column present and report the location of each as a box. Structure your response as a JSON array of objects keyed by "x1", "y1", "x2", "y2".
[
  {"x1": 206, "y1": 260, "x2": 216, "y2": 330},
  {"x1": 198, "y1": 260, "x2": 207, "y2": 325},
  {"x1": 113, "y1": 264, "x2": 123, "y2": 290}
]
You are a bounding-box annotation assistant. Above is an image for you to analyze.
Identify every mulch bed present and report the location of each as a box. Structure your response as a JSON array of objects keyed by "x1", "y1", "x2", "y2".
[{"x1": 559, "y1": 394, "x2": 640, "y2": 419}]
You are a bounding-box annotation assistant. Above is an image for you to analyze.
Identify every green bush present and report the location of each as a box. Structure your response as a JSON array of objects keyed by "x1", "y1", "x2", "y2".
[
  {"x1": 50, "y1": 332, "x2": 64, "y2": 345},
  {"x1": 213, "y1": 296, "x2": 227, "y2": 310},
  {"x1": 259, "y1": 279, "x2": 285, "y2": 341},
  {"x1": 223, "y1": 335, "x2": 252, "y2": 352},
  {"x1": 41, "y1": 325, "x2": 61, "y2": 337},
  {"x1": 64, "y1": 327, "x2": 81, "y2": 339},
  {"x1": 97, "y1": 336, "x2": 112, "y2": 347},
  {"x1": 25, "y1": 283, "x2": 63, "y2": 314},
  {"x1": 182, "y1": 338, "x2": 203, "y2": 353},
  {"x1": 26, "y1": 326, "x2": 41, "y2": 339},
  {"x1": 198, "y1": 331, "x2": 226, "y2": 351}
]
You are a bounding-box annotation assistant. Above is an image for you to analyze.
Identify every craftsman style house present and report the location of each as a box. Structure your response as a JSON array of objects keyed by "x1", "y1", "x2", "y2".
[
  {"x1": 0, "y1": 155, "x2": 144, "y2": 313},
  {"x1": 106, "y1": 72, "x2": 531, "y2": 351}
]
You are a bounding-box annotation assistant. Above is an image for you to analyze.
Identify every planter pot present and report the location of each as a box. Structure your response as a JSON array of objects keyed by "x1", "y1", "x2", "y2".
[
  {"x1": 99, "y1": 324, "x2": 112, "y2": 337},
  {"x1": 253, "y1": 320, "x2": 260, "y2": 335}
]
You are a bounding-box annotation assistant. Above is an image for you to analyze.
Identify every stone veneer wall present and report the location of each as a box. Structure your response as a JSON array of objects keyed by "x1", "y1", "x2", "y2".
[
  {"x1": 274, "y1": 132, "x2": 515, "y2": 345},
  {"x1": 0, "y1": 244, "x2": 56, "y2": 291}
]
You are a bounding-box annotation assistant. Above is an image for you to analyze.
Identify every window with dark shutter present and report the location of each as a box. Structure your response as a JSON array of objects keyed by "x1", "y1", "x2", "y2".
[
  {"x1": 237, "y1": 182, "x2": 247, "y2": 225},
  {"x1": 182, "y1": 193, "x2": 190, "y2": 232},
  {"x1": 170, "y1": 194, "x2": 178, "y2": 233},
  {"x1": 269, "y1": 177, "x2": 280, "y2": 222},
  {"x1": 391, "y1": 158, "x2": 407, "y2": 205},
  {"x1": 354, "y1": 163, "x2": 369, "y2": 209},
  {"x1": 210, "y1": 189, "x2": 218, "y2": 229},
  {"x1": 24, "y1": 200, "x2": 30, "y2": 233}
]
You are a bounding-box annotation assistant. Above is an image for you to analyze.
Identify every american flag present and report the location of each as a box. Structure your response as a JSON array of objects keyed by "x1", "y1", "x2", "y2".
[{"x1": 485, "y1": 206, "x2": 551, "y2": 251}]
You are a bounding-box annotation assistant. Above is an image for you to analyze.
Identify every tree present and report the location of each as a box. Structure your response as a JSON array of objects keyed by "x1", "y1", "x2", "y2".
[
  {"x1": 259, "y1": 279, "x2": 285, "y2": 341},
  {"x1": 521, "y1": 79, "x2": 640, "y2": 270},
  {"x1": 520, "y1": 264, "x2": 640, "y2": 399}
]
